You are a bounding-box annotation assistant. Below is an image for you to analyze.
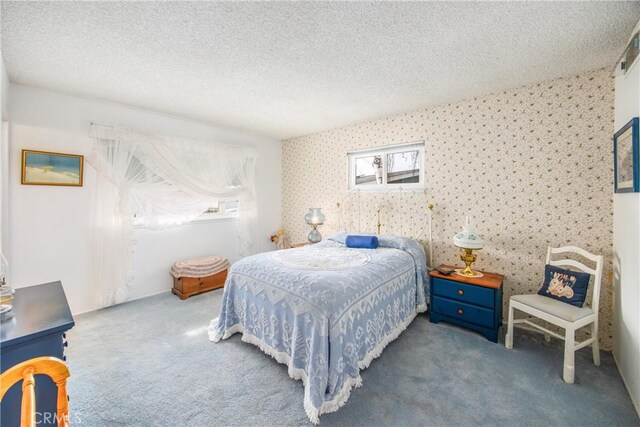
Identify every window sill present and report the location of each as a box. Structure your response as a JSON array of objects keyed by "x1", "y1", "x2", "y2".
[
  {"x1": 348, "y1": 186, "x2": 425, "y2": 193},
  {"x1": 189, "y1": 214, "x2": 239, "y2": 224},
  {"x1": 133, "y1": 214, "x2": 239, "y2": 228}
]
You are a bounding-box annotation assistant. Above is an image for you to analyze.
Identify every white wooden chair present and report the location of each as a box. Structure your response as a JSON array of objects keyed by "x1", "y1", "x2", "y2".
[{"x1": 505, "y1": 246, "x2": 603, "y2": 383}]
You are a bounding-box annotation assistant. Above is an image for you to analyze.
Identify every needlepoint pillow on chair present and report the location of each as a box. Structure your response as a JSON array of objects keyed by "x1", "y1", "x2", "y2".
[{"x1": 537, "y1": 265, "x2": 591, "y2": 307}]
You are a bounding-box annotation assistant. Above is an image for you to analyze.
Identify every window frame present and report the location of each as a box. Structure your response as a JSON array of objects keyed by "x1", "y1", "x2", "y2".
[
  {"x1": 190, "y1": 200, "x2": 240, "y2": 223},
  {"x1": 347, "y1": 141, "x2": 425, "y2": 192}
]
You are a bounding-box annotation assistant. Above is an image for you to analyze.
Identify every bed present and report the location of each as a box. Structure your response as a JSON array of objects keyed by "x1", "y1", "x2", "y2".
[{"x1": 208, "y1": 232, "x2": 429, "y2": 424}]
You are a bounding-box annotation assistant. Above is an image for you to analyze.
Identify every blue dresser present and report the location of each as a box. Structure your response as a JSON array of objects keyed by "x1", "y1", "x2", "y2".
[
  {"x1": 429, "y1": 266, "x2": 504, "y2": 342},
  {"x1": 0, "y1": 281, "x2": 74, "y2": 426}
]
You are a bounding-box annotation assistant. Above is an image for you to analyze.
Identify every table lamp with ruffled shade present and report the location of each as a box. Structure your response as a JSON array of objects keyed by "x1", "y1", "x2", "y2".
[{"x1": 453, "y1": 216, "x2": 485, "y2": 277}]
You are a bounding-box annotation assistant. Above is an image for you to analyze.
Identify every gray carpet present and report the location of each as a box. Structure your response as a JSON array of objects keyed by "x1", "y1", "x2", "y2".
[{"x1": 67, "y1": 290, "x2": 639, "y2": 426}]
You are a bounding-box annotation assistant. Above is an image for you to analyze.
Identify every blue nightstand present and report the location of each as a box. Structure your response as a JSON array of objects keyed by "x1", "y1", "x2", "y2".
[{"x1": 429, "y1": 265, "x2": 504, "y2": 342}]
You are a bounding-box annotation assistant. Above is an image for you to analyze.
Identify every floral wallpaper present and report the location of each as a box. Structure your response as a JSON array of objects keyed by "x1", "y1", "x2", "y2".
[{"x1": 282, "y1": 68, "x2": 614, "y2": 349}]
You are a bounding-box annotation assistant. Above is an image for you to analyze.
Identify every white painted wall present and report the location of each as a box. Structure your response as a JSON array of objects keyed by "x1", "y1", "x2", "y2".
[
  {"x1": 6, "y1": 84, "x2": 282, "y2": 314},
  {"x1": 613, "y1": 22, "x2": 640, "y2": 417},
  {"x1": 1, "y1": 55, "x2": 8, "y2": 118},
  {"x1": 1, "y1": 53, "x2": 9, "y2": 255}
]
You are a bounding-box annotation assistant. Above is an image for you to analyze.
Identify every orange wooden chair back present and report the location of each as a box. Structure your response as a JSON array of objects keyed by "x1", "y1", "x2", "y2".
[{"x1": 0, "y1": 357, "x2": 70, "y2": 427}]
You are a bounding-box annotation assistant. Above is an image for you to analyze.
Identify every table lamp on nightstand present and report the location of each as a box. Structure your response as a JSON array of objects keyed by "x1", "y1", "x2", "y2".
[
  {"x1": 453, "y1": 216, "x2": 485, "y2": 278},
  {"x1": 304, "y1": 208, "x2": 326, "y2": 244}
]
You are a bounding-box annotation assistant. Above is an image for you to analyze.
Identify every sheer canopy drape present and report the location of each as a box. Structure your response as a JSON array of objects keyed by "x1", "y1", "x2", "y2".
[{"x1": 88, "y1": 124, "x2": 258, "y2": 307}]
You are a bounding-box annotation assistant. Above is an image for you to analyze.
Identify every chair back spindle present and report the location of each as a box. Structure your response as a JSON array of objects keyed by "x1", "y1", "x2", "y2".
[{"x1": 0, "y1": 357, "x2": 70, "y2": 427}]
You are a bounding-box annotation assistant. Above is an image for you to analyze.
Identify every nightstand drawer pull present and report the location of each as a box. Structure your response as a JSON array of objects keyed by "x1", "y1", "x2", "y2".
[
  {"x1": 457, "y1": 289, "x2": 464, "y2": 295},
  {"x1": 457, "y1": 308, "x2": 464, "y2": 315}
]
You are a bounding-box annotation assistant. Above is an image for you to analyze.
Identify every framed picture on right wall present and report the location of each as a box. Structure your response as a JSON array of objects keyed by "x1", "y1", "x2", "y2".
[{"x1": 614, "y1": 117, "x2": 639, "y2": 193}]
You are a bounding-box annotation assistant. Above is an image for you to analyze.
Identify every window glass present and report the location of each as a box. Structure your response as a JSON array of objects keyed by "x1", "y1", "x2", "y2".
[
  {"x1": 224, "y1": 200, "x2": 240, "y2": 213},
  {"x1": 136, "y1": 200, "x2": 241, "y2": 226},
  {"x1": 355, "y1": 156, "x2": 382, "y2": 185},
  {"x1": 387, "y1": 150, "x2": 420, "y2": 184},
  {"x1": 200, "y1": 200, "x2": 239, "y2": 217}
]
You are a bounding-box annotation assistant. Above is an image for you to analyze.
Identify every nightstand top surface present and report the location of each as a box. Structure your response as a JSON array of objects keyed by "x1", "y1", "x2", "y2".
[
  {"x1": 290, "y1": 242, "x2": 309, "y2": 248},
  {"x1": 429, "y1": 265, "x2": 504, "y2": 289}
]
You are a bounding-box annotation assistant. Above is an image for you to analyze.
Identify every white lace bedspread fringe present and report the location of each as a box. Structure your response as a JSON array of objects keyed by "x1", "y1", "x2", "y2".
[{"x1": 207, "y1": 306, "x2": 425, "y2": 424}]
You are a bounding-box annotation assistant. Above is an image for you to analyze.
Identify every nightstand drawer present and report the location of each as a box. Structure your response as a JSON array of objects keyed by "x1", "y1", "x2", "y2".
[
  {"x1": 431, "y1": 278, "x2": 494, "y2": 309},
  {"x1": 432, "y1": 296, "x2": 494, "y2": 328}
]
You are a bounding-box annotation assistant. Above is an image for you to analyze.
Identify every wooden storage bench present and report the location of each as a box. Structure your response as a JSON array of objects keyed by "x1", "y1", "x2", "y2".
[{"x1": 170, "y1": 256, "x2": 230, "y2": 300}]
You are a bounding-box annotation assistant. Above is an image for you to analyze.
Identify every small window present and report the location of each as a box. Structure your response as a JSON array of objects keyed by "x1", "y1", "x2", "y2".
[
  {"x1": 133, "y1": 200, "x2": 240, "y2": 227},
  {"x1": 348, "y1": 141, "x2": 424, "y2": 191}
]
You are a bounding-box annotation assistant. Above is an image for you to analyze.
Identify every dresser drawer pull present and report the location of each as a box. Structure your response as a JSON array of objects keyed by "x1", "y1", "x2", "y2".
[
  {"x1": 457, "y1": 308, "x2": 464, "y2": 315},
  {"x1": 457, "y1": 289, "x2": 464, "y2": 296}
]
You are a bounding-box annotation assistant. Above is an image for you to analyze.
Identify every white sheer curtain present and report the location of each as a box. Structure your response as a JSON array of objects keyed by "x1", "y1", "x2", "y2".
[{"x1": 87, "y1": 124, "x2": 258, "y2": 307}]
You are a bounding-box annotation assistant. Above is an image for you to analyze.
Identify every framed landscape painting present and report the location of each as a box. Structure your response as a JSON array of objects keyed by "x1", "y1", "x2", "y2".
[
  {"x1": 21, "y1": 150, "x2": 84, "y2": 187},
  {"x1": 613, "y1": 118, "x2": 639, "y2": 193}
]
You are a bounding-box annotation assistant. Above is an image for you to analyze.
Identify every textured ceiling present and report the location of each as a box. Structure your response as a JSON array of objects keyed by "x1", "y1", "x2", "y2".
[{"x1": 1, "y1": 1, "x2": 639, "y2": 140}]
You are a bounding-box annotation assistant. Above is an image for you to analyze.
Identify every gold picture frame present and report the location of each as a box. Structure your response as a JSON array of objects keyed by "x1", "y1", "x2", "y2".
[{"x1": 21, "y1": 150, "x2": 84, "y2": 187}]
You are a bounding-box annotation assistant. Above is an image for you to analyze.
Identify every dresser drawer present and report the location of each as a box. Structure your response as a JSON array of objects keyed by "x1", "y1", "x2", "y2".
[
  {"x1": 431, "y1": 277, "x2": 494, "y2": 309},
  {"x1": 432, "y1": 296, "x2": 494, "y2": 328}
]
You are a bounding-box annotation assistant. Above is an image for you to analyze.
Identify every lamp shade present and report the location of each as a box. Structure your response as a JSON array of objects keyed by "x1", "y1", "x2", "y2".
[
  {"x1": 453, "y1": 216, "x2": 484, "y2": 250},
  {"x1": 304, "y1": 208, "x2": 326, "y2": 226}
]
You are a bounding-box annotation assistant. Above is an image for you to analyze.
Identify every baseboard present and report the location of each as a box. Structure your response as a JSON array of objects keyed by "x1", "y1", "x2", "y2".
[
  {"x1": 72, "y1": 289, "x2": 172, "y2": 316},
  {"x1": 613, "y1": 351, "x2": 640, "y2": 418}
]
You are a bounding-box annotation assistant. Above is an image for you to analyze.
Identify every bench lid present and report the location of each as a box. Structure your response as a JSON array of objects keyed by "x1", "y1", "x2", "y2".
[{"x1": 171, "y1": 256, "x2": 230, "y2": 278}]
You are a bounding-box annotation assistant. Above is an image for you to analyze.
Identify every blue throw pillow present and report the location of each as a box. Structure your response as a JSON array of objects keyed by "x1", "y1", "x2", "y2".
[
  {"x1": 345, "y1": 235, "x2": 378, "y2": 249},
  {"x1": 537, "y1": 265, "x2": 591, "y2": 307}
]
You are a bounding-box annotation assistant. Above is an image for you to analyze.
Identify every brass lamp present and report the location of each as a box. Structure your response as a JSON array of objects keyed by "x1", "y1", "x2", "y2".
[{"x1": 453, "y1": 217, "x2": 485, "y2": 277}]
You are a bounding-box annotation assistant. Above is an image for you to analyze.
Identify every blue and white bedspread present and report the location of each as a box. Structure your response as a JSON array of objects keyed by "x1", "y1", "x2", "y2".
[{"x1": 208, "y1": 233, "x2": 429, "y2": 424}]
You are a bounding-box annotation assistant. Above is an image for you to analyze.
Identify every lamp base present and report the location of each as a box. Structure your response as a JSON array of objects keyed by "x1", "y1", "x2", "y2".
[
  {"x1": 307, "y1": 227, "x2": 322, "y2": 244},
  {"x1": 453, "y1": 269, "x2": 484, "y2": 278},
  {"x1": 455, "y1": 248, "x2": 483, "y2": 277}
]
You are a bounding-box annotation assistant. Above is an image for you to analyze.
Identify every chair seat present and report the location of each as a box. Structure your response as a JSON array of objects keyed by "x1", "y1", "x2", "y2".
[{"x1": 511, "y1": 294, "x2": 593, "y2": 322}]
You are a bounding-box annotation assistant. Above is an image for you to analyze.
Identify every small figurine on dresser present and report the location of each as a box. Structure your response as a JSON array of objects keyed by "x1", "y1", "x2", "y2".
[
  {"x1": 270, "y1": 228, "x2": 289, "y2": 250},
  {"x1": 0, "y1": 253, "x2": 14, "y2": 316}
]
